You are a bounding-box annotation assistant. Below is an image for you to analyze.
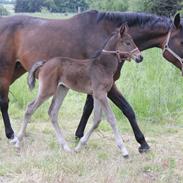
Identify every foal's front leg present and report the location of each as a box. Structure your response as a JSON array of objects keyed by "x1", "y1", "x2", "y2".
[
  {"x1": 75, "y1": 98, "x2": 102, "y2": 152},
  {"x1": 98, "y1": 94, "x2": 128, "y2": 157},
  {"x1": 48, "y1": 85, "x2": 71, "y2": 152}
]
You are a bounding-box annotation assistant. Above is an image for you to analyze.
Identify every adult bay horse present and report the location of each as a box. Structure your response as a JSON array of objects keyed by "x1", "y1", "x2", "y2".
[
  {"x1": 0, "y1": 10, "x2": 183, "y2": 153},
  {"x1": 15, "y1": 25, "x2": 141, "y2": 157}
]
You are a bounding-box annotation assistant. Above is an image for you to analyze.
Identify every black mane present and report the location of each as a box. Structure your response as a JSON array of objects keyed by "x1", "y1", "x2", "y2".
[{"x1": 96, "y1": 11, "x2": 172, "y2": 29}]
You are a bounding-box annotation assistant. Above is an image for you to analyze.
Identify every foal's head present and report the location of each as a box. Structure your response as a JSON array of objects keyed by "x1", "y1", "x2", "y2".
[{"x1": 104, "y1": 25, "x2": 143, "y2": 63}]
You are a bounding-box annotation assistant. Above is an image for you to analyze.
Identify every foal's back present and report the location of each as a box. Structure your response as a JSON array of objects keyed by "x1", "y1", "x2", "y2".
[{"x1": 39, "y1": 57, "x2": 94, "y2": 94}]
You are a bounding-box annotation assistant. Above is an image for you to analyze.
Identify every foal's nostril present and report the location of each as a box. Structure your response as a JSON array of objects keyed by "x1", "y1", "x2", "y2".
[{"x1": 136, "y1": 55, "x2": 143, "y2": 63}]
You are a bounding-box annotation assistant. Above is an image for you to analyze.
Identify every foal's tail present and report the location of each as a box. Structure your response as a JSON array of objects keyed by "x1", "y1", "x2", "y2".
[{"x1": 28, "y1": 60, "x2": 45, "y2": 90}]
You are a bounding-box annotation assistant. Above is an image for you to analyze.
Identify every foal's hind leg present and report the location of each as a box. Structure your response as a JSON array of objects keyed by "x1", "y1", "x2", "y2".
[
  {"x1": 15, "y1": 97, "x2": 47, "y2": 148},
  {"x1": 16, "y1": 80, "x2": 55, "y2": 146},
  {"x1": 75, "y1": 98, "x2": 102, "y2": 152},
  {"x1": 96, "y1": 93, "x2": 128, "y2": 157},
  {"x1": 48, "y1": 85, "x2": 71, "y2": 152}
]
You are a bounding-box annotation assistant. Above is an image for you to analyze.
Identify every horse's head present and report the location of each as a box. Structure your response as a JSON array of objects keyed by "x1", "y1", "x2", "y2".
[
  {"x1": 116, "y1": 24, "x2": 143, "y2": 63},
  {"x1": 162, "y1": 13, "x2": 183, "y2": 74}
]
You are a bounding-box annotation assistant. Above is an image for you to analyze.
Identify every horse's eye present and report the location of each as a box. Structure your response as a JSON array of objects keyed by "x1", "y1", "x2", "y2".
[{"x1": 181, "y1": 41, "x2": 183, "y2": 45}]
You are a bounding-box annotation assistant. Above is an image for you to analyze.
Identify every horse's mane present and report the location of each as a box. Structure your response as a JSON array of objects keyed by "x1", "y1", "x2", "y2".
[{"x1": 95, "y1": 11, "x2": 172, "y2": 29}]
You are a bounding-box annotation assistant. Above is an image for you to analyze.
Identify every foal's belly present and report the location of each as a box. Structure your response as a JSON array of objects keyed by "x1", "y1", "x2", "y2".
[{"x1": 59, "y1": 77, "x2": 93, "y2": 95}]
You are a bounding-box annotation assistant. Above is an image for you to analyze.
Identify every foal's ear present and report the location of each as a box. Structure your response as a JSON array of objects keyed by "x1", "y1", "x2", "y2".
[
  {"x1": 174, "y1": 13, "x2": 181, "y2": 28},
  {"x1": 120, "y1": 24, "x2": 128, "y2": 36}
]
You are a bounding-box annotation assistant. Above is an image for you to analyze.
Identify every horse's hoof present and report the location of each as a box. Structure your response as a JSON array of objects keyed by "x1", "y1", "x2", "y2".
[
  {"x1": 7, "y1": 133, "x2": 15, "y2": 140},
  {"x1": 138, "y1": 143, "x2": 150, "y2": 153},
  {"x1": 75, "y1": 130, "x2": 84, "y2": 139},
  {"x1": 75, "y1": 133, "x2": 83, "y2": 140},
  {"x1": 123, "y1": 154, "x2": 129, "y2": 159}
]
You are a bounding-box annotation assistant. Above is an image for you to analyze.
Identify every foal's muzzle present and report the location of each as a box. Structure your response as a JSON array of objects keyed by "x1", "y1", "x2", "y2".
[
  {"x1": 135, "y1": 55, "x2": 143, "y2": 63},
  {"x1": 130, "y1": 48, "x2": 143, "y2": 63}
]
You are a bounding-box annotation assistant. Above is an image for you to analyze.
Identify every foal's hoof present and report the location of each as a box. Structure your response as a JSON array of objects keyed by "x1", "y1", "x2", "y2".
[
  {"x1": 15, "y1": 141, "x2": 20, "y2": 149},
  {"x1": 138, "y1": 143, "x2": 150, "y2": 153},
  {"x1": 63, "y1": 145, "x2": 72, "y2": 153},
  {"x1": 9, "y1": 136, "x2": 19, "y2": 145},
  {"x1": 74, "y1": 146, "x2": 81, "y2": 153}
]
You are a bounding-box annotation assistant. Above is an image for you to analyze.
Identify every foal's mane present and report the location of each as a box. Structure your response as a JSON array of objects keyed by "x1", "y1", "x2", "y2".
[
  {"x1": 91, "y1": 31, "x2": 118, "y2": 59},
  {"x1": 95, "y1": 11, "x2": 172, "y2": 29}
]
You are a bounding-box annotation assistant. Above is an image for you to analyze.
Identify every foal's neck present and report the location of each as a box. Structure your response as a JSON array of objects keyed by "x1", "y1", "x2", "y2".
[{"x1": 95, "y1": 34, "x2": 121, "y2": 73}]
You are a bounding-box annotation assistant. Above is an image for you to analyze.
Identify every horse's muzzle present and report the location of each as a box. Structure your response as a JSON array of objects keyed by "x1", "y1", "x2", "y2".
[{"x1": 135, "y1": 55, "x2": 143, "y2": 63}]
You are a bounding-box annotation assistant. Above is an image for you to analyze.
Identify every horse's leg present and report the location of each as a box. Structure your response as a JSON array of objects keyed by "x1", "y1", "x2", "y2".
[
  {"x1": 75, "y1": 98, "x2": 102, "y2": 152},
  {"x1": 97, "y1": 93, "x2": 128, "y2": 157},
  {"x1": 108, "y1": 84, "x2": 150, "y2": 153},
  {"x1": 0, "y1": 87, "x2": 14, "y2": 139},
  {"x1": 75, "y1": 95, "x2": 93, "y2": 138},
  {"x1": 75, "y1": 85, "x2": 149, "y2": 153},
  {"x1": 11, "y1": 62, "x2": 26, "y2": 84},
  {"x1": 0, "y1": 69, "x2": 15, "y2": 140},
  {"x1": 48, "y1": 85, "x2": 71, "y2": 152}
]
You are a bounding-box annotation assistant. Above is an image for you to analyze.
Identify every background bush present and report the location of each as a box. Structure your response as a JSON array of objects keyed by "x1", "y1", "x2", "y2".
[
  {"x1": 0, "y1": 5, "x2": 9, "y2": 15},
  {"x1": 13, "y1": 0, "x2": 183, "y2": 16}
]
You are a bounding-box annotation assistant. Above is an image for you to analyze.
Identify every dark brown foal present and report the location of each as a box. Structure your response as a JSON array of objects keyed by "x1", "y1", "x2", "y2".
[{"x1": 16, "y1": 25, "x2": 142, "y2": 157}]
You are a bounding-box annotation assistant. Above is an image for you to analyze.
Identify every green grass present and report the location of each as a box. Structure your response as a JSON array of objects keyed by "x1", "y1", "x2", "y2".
[
  {"x1": 8, "y1": 48, "x2": 183, "y2": 124},
  {"x1": 0, "y1": 45, "x2": 180, "y2": 183},
  {"x1": 0, "y1": 13, "x2": 183, "y2": 183}
]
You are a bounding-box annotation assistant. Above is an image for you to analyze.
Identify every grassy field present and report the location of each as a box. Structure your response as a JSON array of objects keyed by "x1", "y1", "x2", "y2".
[{"x1": 0, "y1": 13, "x2": 183, "y2": 183}]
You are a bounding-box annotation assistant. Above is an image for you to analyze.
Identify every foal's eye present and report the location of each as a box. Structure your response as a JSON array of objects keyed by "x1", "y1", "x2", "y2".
[{"x1": 125, "y1": 42, "x2": 131, "y2": 46}]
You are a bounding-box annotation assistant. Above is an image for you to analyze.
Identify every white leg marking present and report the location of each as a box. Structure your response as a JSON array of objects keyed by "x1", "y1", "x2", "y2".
[
  {"x1": 99, "y1": 95, "x2": 129, "y2": 157},
  {"x1": 49, "y1": 85, "x2": 72, "y2": 153},
  {"x1": 17, "y1": 80, "x2": 48, "y2": 146}
]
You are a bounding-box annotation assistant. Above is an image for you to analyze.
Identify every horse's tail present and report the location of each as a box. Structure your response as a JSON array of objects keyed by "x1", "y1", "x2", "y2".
[{"x1": 28, "y1": 60, "x2": 45, "y2": 90}]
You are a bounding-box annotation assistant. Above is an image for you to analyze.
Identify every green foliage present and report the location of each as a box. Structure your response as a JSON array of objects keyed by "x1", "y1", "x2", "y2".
[
  {"x1": 15, "y1": 0, "x2": 89, "y2": 13},
  {"x1": 114, "y1": 48, "x2": 183, "y2": 122},
  {"x1": 87, "y1": 0, "x2": 128, "y2": 11},
  {"x1": 43, "y1": 0, "x2": 57, "y2": 12},
  {"x1": 0, "y1": 5, "x2": 9, "y2": 15},
  {"x1": 15, "y1": 0, "x2": 43, "y2": 12},
  {"x1": 133, "y1": 0, "x2": 182, "y2": 16},
  {"x1": 53, "y1": 0, "x2": 89, "y2": 13}
]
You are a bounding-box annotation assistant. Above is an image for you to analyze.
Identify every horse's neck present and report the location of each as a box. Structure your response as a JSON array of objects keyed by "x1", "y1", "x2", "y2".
[
  {"x1": 129, "y1": 26, "x2": 169, "y2": 50},
  {"x1": 100, "y1": 19, "x2": 170, "y2": 51}
]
